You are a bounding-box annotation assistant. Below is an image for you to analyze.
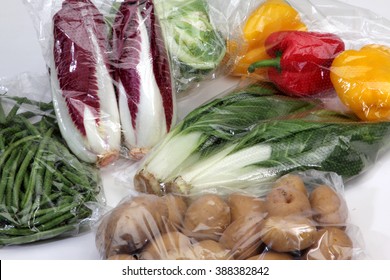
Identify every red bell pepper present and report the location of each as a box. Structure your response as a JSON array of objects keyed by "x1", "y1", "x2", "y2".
[{"x1": 248, "y1": 31, "x2": 345, "y2": 96}]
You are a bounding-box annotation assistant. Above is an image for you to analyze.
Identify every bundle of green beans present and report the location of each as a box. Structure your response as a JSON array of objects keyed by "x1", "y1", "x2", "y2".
[{"x1": 0, "y1": 96, "x2": 101, "y2": 245}]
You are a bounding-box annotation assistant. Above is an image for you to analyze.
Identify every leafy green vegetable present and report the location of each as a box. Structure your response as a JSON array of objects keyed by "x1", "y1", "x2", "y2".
[
  {"x1": 154, "y1": 0, "x2": 227, "y2": 91},
  {"x1": 135, "y1": 83, "x2": 390, "y2": 195}
]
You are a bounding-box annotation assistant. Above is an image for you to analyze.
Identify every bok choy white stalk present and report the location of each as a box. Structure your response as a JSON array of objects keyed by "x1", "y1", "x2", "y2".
[
  {"x1": 135, "y1": 83, "x2": 390, "y2": 195},
  {"x1": 51, "y1": 0, "x2": 121, "y2": 166}
]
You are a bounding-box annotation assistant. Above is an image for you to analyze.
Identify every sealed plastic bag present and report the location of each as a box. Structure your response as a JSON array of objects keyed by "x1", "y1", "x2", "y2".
[
  {"x1": 0, "y1": 76, "x2": 103, "y2": 245},
  {"x1": 223, "y1": 0, "x2": 390, "y2": 109},
  {"x1": 152, "y1": 0, "x2": 228, "y2": 92},
  {"x1": 95, "y1": 170, "x2": 366, "y2": 260},
  {"x1": 24, "y1": 0, "x2": 230, "y2": 95},
  {"x1": 134, "y1": 82, "x2": 390, "y2": 197},
  {"x1": 22, "y1": 0, "x2": 231, "y2": 162}
]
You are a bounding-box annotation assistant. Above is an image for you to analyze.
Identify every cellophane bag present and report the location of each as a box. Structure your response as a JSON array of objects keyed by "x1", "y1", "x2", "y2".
[
  {"x1": 0, "y1": 74, "x2": 103, "y2": 245},
  {"x1": 133, "y1": 82, "x2": 390, "y2": 198},
  {"x1": 221, "y1": 0, "x2": 390, "y2": 122},
  {"x1": 95, "y1": 170, "x2": 366, "y2": 260},
  {"x1": 22, "y1": 0, "x2": 233, "y2": 163},
  {"x1": 24, "y1": 0, "x2": 231, "y2": 95},
  {"x1": 151, "y1": 0, "x2": 229, "y2": 93}
]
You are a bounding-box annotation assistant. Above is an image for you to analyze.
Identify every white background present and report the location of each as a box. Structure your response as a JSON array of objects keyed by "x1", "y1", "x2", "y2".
[{"x1": 0, "y1": 0, "x2": 390, "y2": 260}]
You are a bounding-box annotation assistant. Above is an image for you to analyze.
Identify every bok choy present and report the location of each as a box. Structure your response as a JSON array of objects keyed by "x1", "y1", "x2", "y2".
[{"x1": 134, "y1": 83, "x2": 390, "y2": 195}]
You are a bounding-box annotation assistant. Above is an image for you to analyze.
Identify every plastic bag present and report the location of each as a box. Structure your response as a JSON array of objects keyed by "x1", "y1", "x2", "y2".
[
  {"x1": 24, "y1": 0, "x2": 230, "y2": 94},
  {"x1": 0, "y1": 75, "x2": 103, "y2": 246},
  {"x1": 22, "y1": 0, "x2": 232, "y2": 163},
  {"x1": 95, "y1": 170, "x2": 366, "y2": 260},
  {"x1": 221, "y1": 0, "x2": 390, "y2": 122},
  {"x1": 133, "y1": 82, "x2": 390, "y2": 197},
  {"x1": 152, "y1": 0, "x2": 228, "y2": 93}
]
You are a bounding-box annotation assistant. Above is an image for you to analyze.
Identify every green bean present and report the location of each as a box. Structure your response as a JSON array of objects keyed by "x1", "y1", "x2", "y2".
[
  {"x1": 5, "y1": 150, "x2": 23, "y2": 206},
  {"x1": 42, "y1": 161, "x2": 55, "y2": 197},
  {"x1": 25, "y1": 196, "x2": 43, "y2": 222},
  {"x1": 67, "y1": 207, "x2": 91, "y2": 225},
  {"x1": 50, "y1": 142, "x2": 99, "y2": 194},
  {"x1": 23, "y1": 173, "x2": 29, "y2": 192},
  {"x1": 0, "y1": 205, "x2": 19, "y2": 224},
  {"x1": 60, "y1": 169, "x2": 93, "y2": 194},
  {"x1": 4, "y1": 102, "x2": 22, "y2": 123},
  {"x1": 20, "y1": 129, "x2": 53, "y2": 209},
  {"x1": 0, "y1": 97, "x2": 102, "y2": 245},
  {"x1": 33, "y1": 202, "x2": 78, "y2": 226},
  {"x1": 0, "y1": 135, "x2": 39, "y2": 170},
  {"x1": 0, "y1": 135, "x2": 4, "y2": 150},
  {"x1": 49, "y1": 140, "x2": 90, "y2": 173},
  {"x1": 0, "y1": 224, "x2": 78, "y2": 245},
  {"x1": 39, "y1": 192, "x2": 62, "y2": 208},
  {"x1": 0, "y1": 227, "x2": 35, "y2": 236},
  {"x1": 7, "y1": 130, "x2": 30, "y2": 143},
  {"x1": 56, "y1": 195, "x2": 76, "y2": 205},
  {"x1": 37, "y1": 212, "x2": 76, "y2": 231},
  {"x1": 0, "y1": 126, "x2": 22, "y2": 137},
  {"x1": 12, "y1": 144, "x2": 38, "y2": 209},
  {"x1": 0, "y1": 101, "x2": 6, "y2": 124},
  {"x1": 6, "y1": 96, "x2": 53, "y2": 112},
  {"x1": 16, "y1": 115, "x2": 41, "y2": 135},
  {"x1": 33, "y1": 199, "x2": 72, "y2": 217},
  {"x1": 52, "y1": 173, "x2": 79, "y2": 196},
  {"x1": 17, "y1": 111, "x2": 39, "y2": 120},
  {"x1": 0, "y1": 96, "x2": 101, "y2": 245},
  {"x1": 18, "y1": 110, "x2": 54, "y2": 122},
  {"x1": 0, "y1": 149, "x2": 20, "y2": 203}
]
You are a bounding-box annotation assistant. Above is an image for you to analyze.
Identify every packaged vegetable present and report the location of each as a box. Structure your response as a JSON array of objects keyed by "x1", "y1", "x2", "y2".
[
  {"x1": 23, "y1": 0, "x2": 231, "y2": 162},
  {"x1": 153, "y1": 0, "x2": 227, "y2": 92},
  {"x1": 248, "y1": 31, "x2": 345, "y2": 96},
  {"x1": 0, "y1": 94, "x2": 102, "y2": 245},
  {"x1": 134, "y1": 83, "x2": 390, "y2": 196},
  {"x1": 51, "y1": 0, "x2": 122, "y2": 166},
  {"x1": 228, "y1": 0, "x2": 307, "y2": 78},
  {"x1": 111, "y1": 0, "x2": 177, "y2": 160},
  {"x1": 330, "y1": 44, "x2": 390, "y2": 121},
  {"x1": 243, "y1": 0, "x2": 307, "y2": 50},
  {"x1": 95, "y1": 170, "x2": 366, "y2": 260}
]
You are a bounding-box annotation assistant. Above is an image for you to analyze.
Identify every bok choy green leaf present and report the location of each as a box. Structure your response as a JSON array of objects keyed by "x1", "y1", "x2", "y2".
[{"x1": 135, "y1": 83, "x2": 390, "y2": 195}]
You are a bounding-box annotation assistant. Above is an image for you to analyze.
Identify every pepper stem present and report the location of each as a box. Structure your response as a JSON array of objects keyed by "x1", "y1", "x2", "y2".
[{"x1": 248, "y1": 57, "x2": 281, "y2": 73}]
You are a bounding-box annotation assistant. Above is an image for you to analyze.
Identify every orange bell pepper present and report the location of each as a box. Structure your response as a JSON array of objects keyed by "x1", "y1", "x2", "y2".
[{"x1": 330, "y1": 44, "x2": 390, "y2": 121}]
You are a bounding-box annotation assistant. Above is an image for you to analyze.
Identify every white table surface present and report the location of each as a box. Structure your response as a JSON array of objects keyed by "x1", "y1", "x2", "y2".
[{"x1": 1, "y1": 0, "x2": 390, "y2": 260}]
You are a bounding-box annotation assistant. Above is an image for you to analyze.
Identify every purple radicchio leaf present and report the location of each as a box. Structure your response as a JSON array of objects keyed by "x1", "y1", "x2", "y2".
[
  {"x1": 51, "y1": 0, "x2": 121, "y2": 165},
  {"x1": 112, "y1": 0, "x2": 176, "y2": 159},
  {"x1": 143, "y1": 0, "x2": 174, "y2": 131}
]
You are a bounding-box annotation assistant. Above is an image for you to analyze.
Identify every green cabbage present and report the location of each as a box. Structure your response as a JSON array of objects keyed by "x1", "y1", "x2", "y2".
[{"x1": 154, "y1": 0, "x2": 227, "y2": 91}]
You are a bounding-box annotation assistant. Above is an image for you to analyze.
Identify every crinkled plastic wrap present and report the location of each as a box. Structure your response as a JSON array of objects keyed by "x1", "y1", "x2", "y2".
[
  {"x1": 23, "y1": 0, "x2": 231, "y2": 98},
  {"x1": 22, "y1": 0, "x2": 231, "y2": 163},
  {"x1": 152, "y1": 0, "x2": 228, "y2": 93},
  {"x1": 95, "y1": 170, "x2": 366, "y2": 260},
  {"x1": 223, "y1": 0, "x2": 390, "y2": 75},
  {"x1": 222, "y1": 0, "x2": 390, "y2": 121},
  {"x1": 0, "y1": 77, "x2": 103, "y2": 245},
  {"x1": 24, "y1": 0, "x2": 230, "y2": 95},
  {"x1": 133, "y1": 83, "x2": 390, "y2": 197}
]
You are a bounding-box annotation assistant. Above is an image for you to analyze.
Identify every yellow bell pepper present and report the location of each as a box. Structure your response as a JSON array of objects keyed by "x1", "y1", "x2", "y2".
[
  {"x1": 330, "y1": 44, "x2": 390, "y2": 121},
  {"x1": 229, "y1": 0, "x2": 307, "y2": 77}
]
